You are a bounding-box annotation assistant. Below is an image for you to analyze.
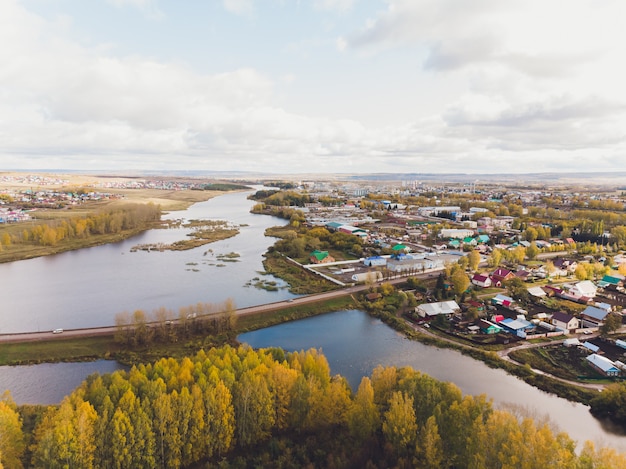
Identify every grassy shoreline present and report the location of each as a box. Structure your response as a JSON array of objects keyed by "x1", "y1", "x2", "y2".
[
  {"x1": 0, "y1": 177, "x2": 232, "y2": 264},
  {"x1": 0, "y1": 296, "x2": 358, "y2": 367}
]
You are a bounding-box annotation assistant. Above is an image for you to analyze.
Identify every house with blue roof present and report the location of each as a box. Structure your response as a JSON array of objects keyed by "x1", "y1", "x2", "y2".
[
  {"x1": 581, "y1": 305, "x2": 610, "y2": 327},
  {"x1": 586, "y1": 354, "x2": 620, "y2": 377}
]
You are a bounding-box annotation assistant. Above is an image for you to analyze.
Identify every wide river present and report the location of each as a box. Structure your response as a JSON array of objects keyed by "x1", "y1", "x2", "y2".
[
  {"x1": 0, "y1": 188, "x2": 293, "y2": 334},
  {"x1": 1, "y1": 189, "x2": 626, "y2": 452}
]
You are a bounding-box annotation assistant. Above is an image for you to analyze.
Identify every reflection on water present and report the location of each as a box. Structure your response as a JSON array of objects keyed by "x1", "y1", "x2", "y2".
[
  {"x1": 0, "y1": 360, "x2": 127, "y2": 405},
  {"x1": 239, "y1": 309, "x2": 626, "y2": 452}
]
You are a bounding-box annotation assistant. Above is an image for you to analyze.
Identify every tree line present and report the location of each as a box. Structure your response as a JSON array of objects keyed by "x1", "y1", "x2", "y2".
[
  {"x1": 0, "y1": 203, "x2": 161, "y2": 248},
  {"x1": 114, "y1": 299, "x2": 237, "y2": 347},
  {"x1": 5, "y1": 345, "x2": 626, "y2": 468}
]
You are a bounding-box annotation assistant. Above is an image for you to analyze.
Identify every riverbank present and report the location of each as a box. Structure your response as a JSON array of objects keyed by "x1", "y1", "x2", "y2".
[
  {"x1": 0, "y1": 295, "x2": 358, "y2": 366},
  {"x1": 0, "y1": 172, "x2": 235, "y2": 264}
]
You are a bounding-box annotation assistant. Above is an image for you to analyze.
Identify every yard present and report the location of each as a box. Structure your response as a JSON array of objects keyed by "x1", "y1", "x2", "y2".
[{"x1": 509, "y1": 344, "x2": 619, "y2": 382}]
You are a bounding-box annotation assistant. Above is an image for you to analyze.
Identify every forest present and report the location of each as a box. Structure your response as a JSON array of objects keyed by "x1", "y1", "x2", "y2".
[
  {"x1": 2, "y1": 345, "x2": 626, "y2": 468},
  {"x1": 0, "y1": 203, "x2": 162, "y2": 249}
]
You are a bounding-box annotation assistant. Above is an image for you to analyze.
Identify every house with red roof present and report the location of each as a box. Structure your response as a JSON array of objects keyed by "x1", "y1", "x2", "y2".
[
  {"x1": 490, "y1": 268, "x2": 515, "y2": 287},
  {"x1": 471, "y1": 273, "x2": 492, "y2": 288}
]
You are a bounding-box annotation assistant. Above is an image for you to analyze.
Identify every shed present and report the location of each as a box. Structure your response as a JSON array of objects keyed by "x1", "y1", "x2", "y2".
[{"x1": 583, "y1": 341, "x2": 600, "y2": 353}]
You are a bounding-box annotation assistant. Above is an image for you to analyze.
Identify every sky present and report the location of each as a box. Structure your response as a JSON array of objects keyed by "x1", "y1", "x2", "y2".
[{"x1": 1, "y1": 0, "x2": 626, "y2": 175}]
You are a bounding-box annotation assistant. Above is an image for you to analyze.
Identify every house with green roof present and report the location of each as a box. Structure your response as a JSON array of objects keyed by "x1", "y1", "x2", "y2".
[{"x1": 309, "y1": 250, "x2": 335, "y2": 264}]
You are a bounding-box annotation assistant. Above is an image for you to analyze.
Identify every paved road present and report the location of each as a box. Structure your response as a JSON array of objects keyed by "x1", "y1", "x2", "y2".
[{"x1": 0, "y1": 267, "x2": 445, "y2": 344}]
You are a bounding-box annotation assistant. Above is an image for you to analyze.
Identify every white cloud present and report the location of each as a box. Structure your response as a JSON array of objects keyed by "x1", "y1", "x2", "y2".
[
  {"x1": 313, "y1": 0, "x2": 357, "y2": 12},
  {"x1": 1, "y1": 0, "x2": 626, "y2": 174},
  {"x1": 222, "y1": 0, "x2": 255, "y2": 16},
  {"x1": 106, "y1": 0, "x2": 164, "y2": 20}
]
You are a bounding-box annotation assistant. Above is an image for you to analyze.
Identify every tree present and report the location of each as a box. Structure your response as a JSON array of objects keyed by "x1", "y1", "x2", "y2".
[
  {"x1": 0, "y1": 394, "x2": 25, "y2": 469},
  {"x1": 504, "y1": 277, "x2": 529, "y2": 303},
  {"x1": 417, "y1": 416, "x2": 443, "y2": 469},
  {"x1": 468, "y1": 250, "x2": 481, "y2": 272},
  {"x1": 526, "y1": 242, "x2": 539, "y2": 260},
  {"x1": 451, "y1": 270, "x2": 470, "y2": 296},
  {"x1": 600, "y1": 313, "x2": 622, "y2": 337},
  {"x1": 233, "y1": 370, "x2": 275, "y2": 447},
  {"x1": 488, "y1": 249, "x2": 502, "y2": 268},
  {"x1": 457, "y1": 255, "x2": 469, "y2": 271},
  {"x1": 31, "y1": 396, "x2": 97, "y2": 469},
  {"x1": 382, "y1": 391, "x2": 418, "y2": 455},
  {"x1": 348, "y1": 377, "x2": 379, "y2": 443}
]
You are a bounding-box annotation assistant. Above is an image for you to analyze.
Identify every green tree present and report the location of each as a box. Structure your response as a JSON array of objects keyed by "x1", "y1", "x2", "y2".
[{"x1": 600, "y1": 313, "x2": 622, "y2": 337}]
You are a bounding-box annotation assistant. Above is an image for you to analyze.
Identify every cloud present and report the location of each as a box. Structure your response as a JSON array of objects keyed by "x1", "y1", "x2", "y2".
[
  {"x1": 313, "y1": 0, "x2": 357, "y2": 12},
  {"x1": 1, "y1": 0, "x2": 626, "y2": 175},
  {"x1": 222, "y1": 0, "x2": 255, "y2": 16},
  {"x1": 106, "y1": 0, "x2": 164, "y2": 20}
]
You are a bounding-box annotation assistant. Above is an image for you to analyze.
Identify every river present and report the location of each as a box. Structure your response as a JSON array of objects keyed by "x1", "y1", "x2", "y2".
[{"x1": 0, "y1": 188, "x2": 292, "y2": 334}]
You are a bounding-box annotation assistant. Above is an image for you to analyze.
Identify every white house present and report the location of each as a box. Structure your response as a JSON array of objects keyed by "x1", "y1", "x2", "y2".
[
  {"x1": 471, "y1": 274, "x2": 492, "y2": 288},
  {"x1": 568, "y1": 280, "x2": 597, "y2": 300},
  {"x1": 551, "y1": 311, "x2": 580, "y2": 332},
  {"x1": 416, "y1": 300, "x2": 461, "y2": 318}
]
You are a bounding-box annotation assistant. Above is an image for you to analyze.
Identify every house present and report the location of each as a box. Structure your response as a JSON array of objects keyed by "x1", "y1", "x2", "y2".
[
  {"x1": 553, "y1": 258, "x2": 577, "y2": 274},
  {"x1": 391, "y1": 244, "x2": 409, "y2": 256},
  {"x1": 492, "y1": 294, "x2": 514, "y2": 308},
  {"x1": 490, "y1": 268, "x2": 515, "y2": 287},
  {"x1": 499, "y1": 317, "x2": 533, "y2": 336},
  {"x1": 309, "y1": 250, "x2": 335, "y2": 264},
  {"x1": 364, "y1": 256, "x2": 386, "y2": 267},
  {"x1": 514, "y1": 270, "x2": 530, "y2": 281},
  {"x1": 416, "y1": 300, "x2": 461, "y2": 319},
  {"x1": 568, "y1": 280, "x2": 597, "y2": 300},
  {"x1": 551, "y1": 311, "x2": 580, "y2": 332},
  {"x1": 471, "y1": 273, "x2": 492, "y2": 288},
  {"x1": 598, "y1": 274, "x2": 625, "y2": 290},
  {"x1": 478, "y1": 319, "x2": 502, "y2": 334},
  {"x1": 465, "y1": 300, "x2": 485, "y2": 313},
  {"x1": 527, "y1": 286, "x2": 547, "y2": 298},
  {"x1": 586, "y1": 354, "x2": 620, "y2": 377},
  {"x1": 365, "y1": 292, "x2": 382, "y2": 301},
  {"x1": 580, "y1": 305, "x2": 610, "y2": 327},
  {"x1": 463, "y1": 236, "x2": 477, "y2": 246},
  {"x1": 476, "y1": 234, "x2": 490, "y2": 244}
]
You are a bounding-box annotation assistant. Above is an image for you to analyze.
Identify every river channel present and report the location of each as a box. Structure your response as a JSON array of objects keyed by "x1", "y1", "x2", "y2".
[
  {"x1": 1, "y1": 190, "x2": 626, "y2": 452},
  {"x1": 0, "y1": 188, "x2": 292, "y2": 334}
]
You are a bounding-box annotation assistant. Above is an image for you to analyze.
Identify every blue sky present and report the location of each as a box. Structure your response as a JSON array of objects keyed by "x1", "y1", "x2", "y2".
[{"x1": 2, "y1": 0, "x2": 626, "y2": 174}]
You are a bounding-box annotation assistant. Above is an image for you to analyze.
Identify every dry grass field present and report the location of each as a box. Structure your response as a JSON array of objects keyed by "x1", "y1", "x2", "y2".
[{"x1": 0, "y1": 172, "x2": 233, "y2": 263}]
